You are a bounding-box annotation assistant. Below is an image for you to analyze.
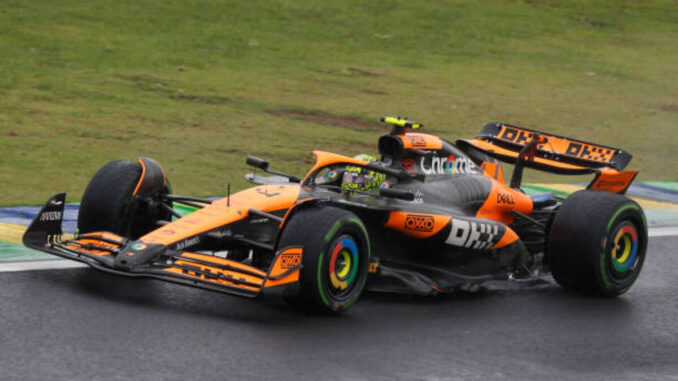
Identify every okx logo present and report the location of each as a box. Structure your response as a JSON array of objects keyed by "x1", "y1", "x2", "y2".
[
  {"x1": 279, "y1": 248, "x2": 302, "y2": 269},
  {"x1": 405, "y1": 214, "x2": 435, "y2": 232}
]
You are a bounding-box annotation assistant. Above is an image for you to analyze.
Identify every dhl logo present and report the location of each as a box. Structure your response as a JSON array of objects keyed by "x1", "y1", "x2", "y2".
[
  {"x1": 404, "y1": 214, "x2": 435, "y2": 232},
  {"x1": 563, "y1": 142, "x2": 614, "y2": 163},
  {"x1": 498, "y1": 126, "x2": 614, "y2": 163}
]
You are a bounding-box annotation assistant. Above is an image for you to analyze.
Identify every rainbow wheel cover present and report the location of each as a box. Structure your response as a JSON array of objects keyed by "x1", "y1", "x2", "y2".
[
  {"x1": 610, "y1": 222, "x2": 638, "y2": 274},
  {"x1": 328, "y1": 236, "x2": 359, "y2": 294}
]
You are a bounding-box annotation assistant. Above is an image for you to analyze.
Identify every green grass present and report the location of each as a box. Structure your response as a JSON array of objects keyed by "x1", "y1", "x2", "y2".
[{"x1": 1, "y1": 0, "x2": 677, "y2": 205}]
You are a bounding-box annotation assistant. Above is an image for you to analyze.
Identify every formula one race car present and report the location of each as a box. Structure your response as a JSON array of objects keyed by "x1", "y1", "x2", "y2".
[{"x1": 24, "y1": 117, "x2": 647, "y2": 313}]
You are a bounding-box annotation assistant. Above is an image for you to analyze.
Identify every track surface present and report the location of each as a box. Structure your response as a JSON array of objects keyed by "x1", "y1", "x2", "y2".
[{"x1": 1, "y1": 237, "x2": 677, "y2": 381}]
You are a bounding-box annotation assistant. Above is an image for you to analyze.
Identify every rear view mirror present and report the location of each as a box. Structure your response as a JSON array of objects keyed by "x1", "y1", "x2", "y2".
[{"x1": 246, "y1": 155, "x2": 269, "y2": 171}]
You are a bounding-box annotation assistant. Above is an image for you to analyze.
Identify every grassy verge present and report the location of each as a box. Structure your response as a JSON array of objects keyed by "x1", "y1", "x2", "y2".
[{"x1": 2, "y1": 0, "x2": 677, "y2": 205}]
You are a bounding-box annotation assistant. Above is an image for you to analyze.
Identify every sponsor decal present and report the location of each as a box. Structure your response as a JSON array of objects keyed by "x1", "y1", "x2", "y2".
[
  {"x1": 49, "y1": 200, "x2": 64, "y2": 206},
  {"x1": 404, "y1": 214, "x2": 435, "y2": 232},
  {"x1": 255, "y1": 188, "x2": 281, "y2": 198},
  {"x1": 445, "y1": 219, "x2": 501, "y2": 250},
  {"x1": 250, "y1": 218, "x2": 269, "y2": 224},
  {"x1": 279, "y1": 252, "x2": 302, "y2": 269},
  {"x1": 326, "y1": 169, "x2": 339, "y2": 180},
  {"x1": 39, "y1": 211, "x2": 62, "y2": 222},
  {"x1": 368, "y1": 262, "x2": 379, "y2": 273},
  {"x1": 499, "y1": 126, "x2": 614, "y2": 163},
  {"x1": 175, "y1": 236, "x2": 201, "y2": 250},
  {"x1": 420, "y1": 155, "x2": 477, "y2": 175},
  {"x1": 162, "y1": 229, "x2": 175, "y2": 235},
  {"x1": 499, "y1": 127, "x2": 535, "y2": 146},
  {"x1": 497, "y1": 192, "x2": 515, "y2": 205},
  {"x1": 564, "y1": 142, "x2": 614, "y2": 163},
  {"x1": 408, "y1": 135, "x2": 427, "y2": 147},
  {"x1": 400, "y1": 158, "x2": 415, "y2": 172},
  {"x1": 379, "y1": 182, "x2": 391, "y2": 189},
  {"x1": 132, "y1": 243, "x2": 147, "y2": 251}
]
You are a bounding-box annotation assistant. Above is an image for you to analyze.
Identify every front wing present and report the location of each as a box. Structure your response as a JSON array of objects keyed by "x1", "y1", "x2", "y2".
[{"x1": 22, "y1": 193, "x2": 303, "y2": 299}]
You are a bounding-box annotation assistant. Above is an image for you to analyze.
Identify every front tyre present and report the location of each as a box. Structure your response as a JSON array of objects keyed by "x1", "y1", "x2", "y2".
[
  {"x1": 548, "y1": 190, "x2": 647, "y2": 296},
  {"x1": 78, "y1": 159, "x2": 171, "y2": 239},
  {"x1": 277, "y1": 206, "x2": 370, "y2": 314}
]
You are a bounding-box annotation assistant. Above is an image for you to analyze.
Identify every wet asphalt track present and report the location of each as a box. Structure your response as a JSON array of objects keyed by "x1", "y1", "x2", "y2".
[{"x1": 1, "y1": 236, "x2": 677, "y2": 381}]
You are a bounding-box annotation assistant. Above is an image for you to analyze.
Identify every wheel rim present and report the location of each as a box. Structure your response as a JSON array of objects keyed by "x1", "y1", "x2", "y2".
[
  {"x1": 609, "y1": 221, "x2": 639, "y2": 279},
  {"x1": 327, "y1": 234, "x2": 360, "y2": 298}
]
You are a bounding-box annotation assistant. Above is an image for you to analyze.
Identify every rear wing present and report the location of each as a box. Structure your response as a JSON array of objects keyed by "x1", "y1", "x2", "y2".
[{"x1": 457, "y1": 123, "x2": 638, "y2": 194}]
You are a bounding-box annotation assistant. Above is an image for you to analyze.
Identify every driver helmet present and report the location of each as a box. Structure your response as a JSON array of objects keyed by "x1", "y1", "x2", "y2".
[{"x1": 342, "y1": 154, "x2": 386, "y2": 192}]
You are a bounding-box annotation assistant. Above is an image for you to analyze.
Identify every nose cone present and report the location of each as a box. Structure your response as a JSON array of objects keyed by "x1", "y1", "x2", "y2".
[{"x1": 114, "y1": 241, "x2": 165, "y2": 269}]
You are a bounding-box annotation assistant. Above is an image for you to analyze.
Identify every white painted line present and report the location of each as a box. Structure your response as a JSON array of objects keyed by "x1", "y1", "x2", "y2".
[
  {"x1": 0, "y1": 260, "x2": 87, "y2": 273},
  {"x1": 649, "y1": 226, "x2": 678, "y2": 237}
]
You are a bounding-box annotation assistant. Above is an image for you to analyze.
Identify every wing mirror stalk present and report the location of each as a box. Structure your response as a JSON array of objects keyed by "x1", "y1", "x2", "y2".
[{"x1": 246, "y1": 155, "x2": 301, "y2": 183}]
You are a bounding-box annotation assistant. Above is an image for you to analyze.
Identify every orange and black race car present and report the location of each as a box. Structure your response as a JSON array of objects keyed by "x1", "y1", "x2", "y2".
[{"x1": 24, "y1": 117, "x2": 648, "y2": 313}]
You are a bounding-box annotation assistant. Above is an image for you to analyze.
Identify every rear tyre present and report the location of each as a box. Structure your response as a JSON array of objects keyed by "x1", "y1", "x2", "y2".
[
  {"x1": 548, "y1": 190, "x2": 647, "y2": 296},
  {"x1": 277, "y1": 206, "x2": 370, "y2": 314},
  {"x1": 78, "y1": 160, "x2": 171, "y2": 239}
]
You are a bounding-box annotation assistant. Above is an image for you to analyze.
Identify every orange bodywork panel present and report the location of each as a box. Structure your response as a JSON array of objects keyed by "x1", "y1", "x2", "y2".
[
  {"x1": 480, "y1": 161, "x2": 505, "y2": 183},
  {"x1": 476, "y1": 179, "x2": 534, "y2": 225},
  {"x1": 464, "y1": 139, "x2": 593, "y2": 172},
  {"x1": 397, "y1": 133, "x2": 443, "y2": 150},
  {"x1": 181, "y1": 252, "x2": 266, "y2": 277},
  {"x1": 588, "y1": 168, "x2": 638, "y2": 194},
  {"x1": 384, "y1": 212, "x2": 451, "y2": 239},
  {"x1": 64, "y1": 239, "x2": 114, "y2": 256},
  {"x1": 162, "y1": 265, "x2": 263, "y2": 292},
  {"x1": 491, "y1": 226, "x2": 520, "y2": 250},
  {"x1": 140, "y1": 184, "x2": 301, "y2": 246},
  {"x1": 162, "y1": 251, "x2": 267, "y2": 292},
  {"x1": 264, "y1": 246, "x2": 303, "y2": 288},
  {"x1": 301, "y1": 151, "x2": 369, "y2": 184},
  {"x1": 64, "y1": 233, "x2": 126, "y2": 256},
  {"x1": 79, "y1": 232, "x2": 126, "y2": 245}
]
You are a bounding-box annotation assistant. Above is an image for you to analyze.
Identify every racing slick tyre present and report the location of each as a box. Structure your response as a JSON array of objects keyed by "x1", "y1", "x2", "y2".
[
  {"x1": 277, "y1": 206, "x2": 370, "y2": 314},
  {"x1": 547, "y1": 190, "x2": 647, "y2": 297},
  {"x1": 78, "y1": 159, "x2": 171, "y2": 239}
]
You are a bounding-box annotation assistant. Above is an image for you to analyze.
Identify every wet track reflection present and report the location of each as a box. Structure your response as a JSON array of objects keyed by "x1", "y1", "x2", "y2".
[{"x1": 1, "y1": 237, "x2": 677, "y2": 380}]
